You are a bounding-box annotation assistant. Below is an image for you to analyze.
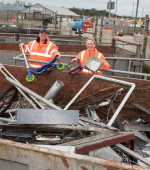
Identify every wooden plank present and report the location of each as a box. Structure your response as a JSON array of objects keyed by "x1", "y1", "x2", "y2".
[
  {"x1": 132, "y1": 102, "x2": 150, "y2": 115},
  {"x1": 59, "y1": 132, "x2": 119, "y2": 146},
  {"x1": 0, "y1": 123, "x2": 119, "y2": 134},
  {"x1": 116, "y1": 143, "x2": 150, "y2": 167},
  {"x1": 79, "y1": 117, "x2": 119, "y2": 131},
  {"x1": 109, "y1": 99, "x2": 125, "y2": 131},
  {"x1": 76, "y1": 132, "x2": 135, "y2": 154}
]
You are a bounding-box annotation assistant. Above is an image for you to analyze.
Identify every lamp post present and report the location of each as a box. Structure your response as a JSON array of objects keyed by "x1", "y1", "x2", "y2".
[{"x1": 134, "y1": 0, "x2": 140, "y2": 34}]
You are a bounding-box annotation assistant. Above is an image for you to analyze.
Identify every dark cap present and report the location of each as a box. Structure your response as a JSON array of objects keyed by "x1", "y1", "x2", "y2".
[{"x1": 39, "y1": 28, "x2": 48, "y2": 34}]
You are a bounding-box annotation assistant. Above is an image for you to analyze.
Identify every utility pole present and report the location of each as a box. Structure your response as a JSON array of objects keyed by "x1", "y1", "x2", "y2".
[
  {"x1": 99, "y1": 16, "x2": 103, "y2": 42},
  {"x1": 142, "y1": 15, "x2": 149, "y2": 58},
  {"x1": 115, "y1": 0, "x2": 118, "y2": 19},
  {"x1": 95, "y1": 15, "x2": 98, "y2": 40},
  {"x1": 134, "y1": 0, "x2": 139, "y2": 34},
  {"x1": 108, "y1": 0, "x2": 111, "y2": 30},
  {"x1": 142, "y1": 8, "x2": 144, "y2": 18},
  {"x1": 132, "y1": 2, "x2": 134, "y2": 18}
]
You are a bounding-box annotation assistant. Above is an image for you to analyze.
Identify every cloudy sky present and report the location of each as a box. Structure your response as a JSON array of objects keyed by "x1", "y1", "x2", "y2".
[{"x1": 4, "y1": 0, "x2": 149, "y2": 17}]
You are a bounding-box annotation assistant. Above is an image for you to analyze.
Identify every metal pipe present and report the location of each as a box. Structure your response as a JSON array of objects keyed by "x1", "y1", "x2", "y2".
[
  {"x1": 106, "y1": 69, "x2": 150, "y2": 77},
  {"x1": 0, "y1": 117, "x2": 17, "y2": 123},
  {"x1": 20, "y1": 42, "x2": 30, "y2": 68},
  {"x1": 14, "y1": 54, "x2": 150, "y2": 61},
  {"x1": 44, "y1": 80, "x2": 64, "y2": 100}
]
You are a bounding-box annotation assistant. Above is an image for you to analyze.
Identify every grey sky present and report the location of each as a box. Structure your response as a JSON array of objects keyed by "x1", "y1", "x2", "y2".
[{"x1": 4, "y1": 0, "x2": 150, "y2": 17}]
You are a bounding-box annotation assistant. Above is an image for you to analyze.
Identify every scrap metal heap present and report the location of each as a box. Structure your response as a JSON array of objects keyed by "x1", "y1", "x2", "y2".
[{"x1": 1, "y1": 64, "x2": 150, "y2": 167}]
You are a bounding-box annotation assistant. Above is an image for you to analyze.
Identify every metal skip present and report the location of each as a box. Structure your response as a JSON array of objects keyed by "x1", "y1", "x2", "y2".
[
  {"x1": 44, "y1": 80, "x2": 64, "y2": 100},
  {"x1": 17, "y1": 109, "x2": 79, "y2": 125}
]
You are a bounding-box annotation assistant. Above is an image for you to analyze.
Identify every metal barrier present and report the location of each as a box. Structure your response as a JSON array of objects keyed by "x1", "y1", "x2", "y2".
[
  {"x1": 13, "y1": 54, "x2": 150, "y2": 80},
  {"x1": 0, "y1": 36, "x2": 112, "y2": 45}
]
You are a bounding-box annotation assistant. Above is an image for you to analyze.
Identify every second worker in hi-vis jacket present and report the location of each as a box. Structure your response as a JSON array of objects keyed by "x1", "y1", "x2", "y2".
[{"x1": 71, "y1": 38, "x2": 110, "y2": 75}]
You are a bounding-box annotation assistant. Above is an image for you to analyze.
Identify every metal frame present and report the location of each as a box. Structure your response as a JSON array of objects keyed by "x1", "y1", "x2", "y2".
[{"x1": 63, "y1": 75, "x2": 135, "y2": 126}]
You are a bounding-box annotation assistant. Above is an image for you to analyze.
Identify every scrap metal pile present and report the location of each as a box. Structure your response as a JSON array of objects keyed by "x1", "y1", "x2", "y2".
[{"x1": 1, "y1": 63, "x2": 150, "y2": 167}]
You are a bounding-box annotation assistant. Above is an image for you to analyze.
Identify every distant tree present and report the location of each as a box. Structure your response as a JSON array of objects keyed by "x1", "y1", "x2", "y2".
[{"x1": 13, "y1": 0, "x2": 26, "y2": 6}]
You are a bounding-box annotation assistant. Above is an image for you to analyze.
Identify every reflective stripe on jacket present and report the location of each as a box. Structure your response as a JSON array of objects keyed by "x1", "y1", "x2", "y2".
[
  {"x1": 71, "y1": 49, "x2": 110, "y2": 75},
  {"x1": 22, "y1": 37, "x2": 59, "y2": 67}
]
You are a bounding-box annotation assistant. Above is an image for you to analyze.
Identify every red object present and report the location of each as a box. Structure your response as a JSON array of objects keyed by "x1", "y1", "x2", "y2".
[
  {"x1": 128, "y1": 143, "x2": 131, "y2": 149},
  {"x1": 82, "y1": 20, "x2": 93, "y2": 31},
  {"x1": 147, "y1": 31, "x2": 150, "y2": 36},
  {"x1": 12, "y1": 18, "x2": 16, "y2": 21},
  {"x1": 103, "y1": 27, "x2": 111, "y2": 30}
]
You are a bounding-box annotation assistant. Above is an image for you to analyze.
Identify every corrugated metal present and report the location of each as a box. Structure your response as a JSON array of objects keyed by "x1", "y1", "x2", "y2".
[
  {"x1": 0, "y1": 3, "x2": 25, "y2": 11},
  {"x1": 0, "y1": 139, "x2": 149, "y2": 170}
]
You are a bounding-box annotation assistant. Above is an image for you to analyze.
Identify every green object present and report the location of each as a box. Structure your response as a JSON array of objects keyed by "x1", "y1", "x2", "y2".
[
  {"x1": 56, "y1": 62, "x2": 65, "y2": 70},
  {"x1": 134, "y1": 0, "x2": 140, "y2": 33},
  {"x1": 26, "y1": 75, "x2": 35, "y2": 82}
]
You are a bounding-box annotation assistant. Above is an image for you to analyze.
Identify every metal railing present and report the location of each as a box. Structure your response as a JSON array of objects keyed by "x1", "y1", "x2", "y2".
[{"x1": 13, "y1": 54, "x2": 150, "y2": 80}]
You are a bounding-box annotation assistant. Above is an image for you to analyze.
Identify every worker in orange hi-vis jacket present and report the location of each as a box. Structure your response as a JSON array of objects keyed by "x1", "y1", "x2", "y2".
[
  {"x1": 71, "y1": 38, "x2": 110, "y2": 75},
  {"x1": 19, "y1": 28, "x2": 61, "y2": 68}
]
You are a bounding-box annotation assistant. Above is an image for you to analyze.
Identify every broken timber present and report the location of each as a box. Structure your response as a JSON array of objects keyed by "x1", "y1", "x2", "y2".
[
  {"x1": 76, "y1": 132, "x2": 135, "y2": 154},
  {"x1": 6, "y1": 77, "x2": 62, "y2": 110}
]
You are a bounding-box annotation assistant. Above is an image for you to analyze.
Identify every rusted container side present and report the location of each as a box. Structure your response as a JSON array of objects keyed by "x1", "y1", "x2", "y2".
[{"x1": 0, "y1": 138, "x2": 149, "y2": 170}]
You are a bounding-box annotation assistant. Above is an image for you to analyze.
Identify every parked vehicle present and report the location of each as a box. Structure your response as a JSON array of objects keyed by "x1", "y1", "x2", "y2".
[{"x1": 2, "y1": 22, "x2": 17, "y2": 28}]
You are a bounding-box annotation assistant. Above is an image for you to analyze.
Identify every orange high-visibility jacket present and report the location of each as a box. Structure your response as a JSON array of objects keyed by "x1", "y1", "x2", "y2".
[
  {"x1": 71, "y1": 49, "x2": 110, "y2": 75},
  {"x1": 21, "y1": 37, "x2": 60, "y2": 68}
]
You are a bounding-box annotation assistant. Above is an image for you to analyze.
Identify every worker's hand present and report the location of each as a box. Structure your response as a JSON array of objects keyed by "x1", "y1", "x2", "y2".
[
  {"x1": 100, "y1": 60, "x2": 106, "y2": 67},
  {"x1": 72, "y1": 58, "x2": 78, "y2": 61},
  {"x1": 19, "y1": 43, "x2": 25, "y2": 48},
  {"x1": 55, "y1": 52, "x2": 61, "y2": 60}
]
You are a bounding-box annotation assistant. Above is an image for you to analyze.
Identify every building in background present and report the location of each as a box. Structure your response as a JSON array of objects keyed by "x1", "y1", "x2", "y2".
[{"x1": 21, "y1": 3, "x2": 79, "y2": 19}]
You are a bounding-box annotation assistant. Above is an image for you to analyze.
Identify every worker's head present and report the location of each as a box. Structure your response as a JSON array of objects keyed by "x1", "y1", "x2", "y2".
[
  {"x1": 86, "y1": 38, "x2": 96, "y2": 52},
  {"x1": 39, "y1": 29, "x2": 48, "y2": 42}
]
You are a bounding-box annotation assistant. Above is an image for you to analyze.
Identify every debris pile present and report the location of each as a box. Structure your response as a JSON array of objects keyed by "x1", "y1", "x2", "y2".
[{"x1": 0, "y1": 64, "x2": 150, "y2": 168}]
